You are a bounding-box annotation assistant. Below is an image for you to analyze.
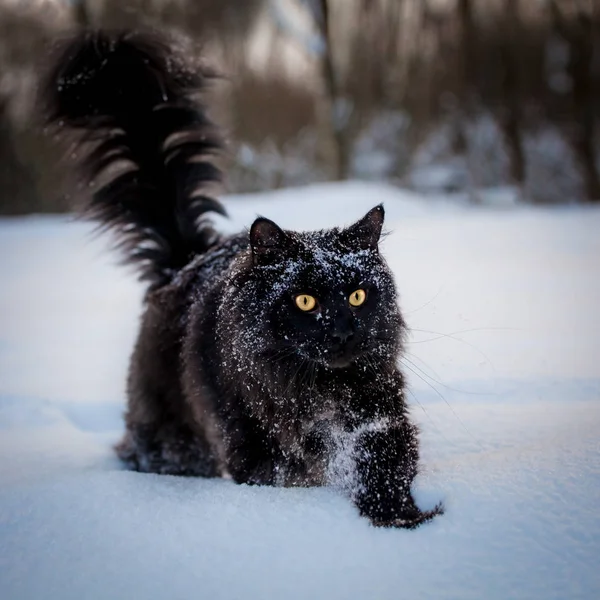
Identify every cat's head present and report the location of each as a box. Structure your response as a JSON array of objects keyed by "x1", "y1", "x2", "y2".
[{"x1": 227, "y1": 206, "x2": 404, "y2": 371}]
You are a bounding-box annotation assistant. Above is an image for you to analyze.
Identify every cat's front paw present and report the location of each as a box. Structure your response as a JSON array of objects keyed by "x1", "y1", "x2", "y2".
[
  {"x1": 369, "y1": 502, "x2": 445, "y2": 529},
  {"x1": 229, "y1": 459, "x2": 276, "y2": 486}
]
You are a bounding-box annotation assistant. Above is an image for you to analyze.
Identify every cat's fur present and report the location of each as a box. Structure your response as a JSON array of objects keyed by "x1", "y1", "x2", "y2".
[{"x1": 42, "y1": 29, "x2": 443, "y2": 528}]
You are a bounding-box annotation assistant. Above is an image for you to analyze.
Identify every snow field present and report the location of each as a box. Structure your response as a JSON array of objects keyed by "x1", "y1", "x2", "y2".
[{"x1": 1, "y1": 182, "x2": 599, "y2": 599}]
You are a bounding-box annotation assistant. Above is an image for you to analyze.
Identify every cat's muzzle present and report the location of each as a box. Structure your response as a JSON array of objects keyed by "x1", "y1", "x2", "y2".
[{"x1": 325, "y1": 340, "x2": 360, "y2": 369}]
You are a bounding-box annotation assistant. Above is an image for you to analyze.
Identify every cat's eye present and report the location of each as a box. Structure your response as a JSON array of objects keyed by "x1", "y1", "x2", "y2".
[
  {"x1": 295, "y1": 294, "x2": 317, "y2": 312},
  {"x1": 349, "y1": 289, "x2": 367, "y2": 307}
]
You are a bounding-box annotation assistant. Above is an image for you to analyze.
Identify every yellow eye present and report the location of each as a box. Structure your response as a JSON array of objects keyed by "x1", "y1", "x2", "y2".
[
  {"x1": 349, "y1": 289, "x2": 366, "y2": 307},
  {"x1": 295, "y1": 294, "x2": 317, "y2": 312}
]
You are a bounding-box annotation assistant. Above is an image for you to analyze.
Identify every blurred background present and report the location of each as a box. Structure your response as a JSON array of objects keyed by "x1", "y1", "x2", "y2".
[{"x1": 0, "y1": 0, "x2": 598, "y2": 214}]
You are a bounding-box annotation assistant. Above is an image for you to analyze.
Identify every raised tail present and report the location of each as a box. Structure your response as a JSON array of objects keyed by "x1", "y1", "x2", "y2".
[{"x1": 42, "y1": 30, "x2": 226, "y2": 289}]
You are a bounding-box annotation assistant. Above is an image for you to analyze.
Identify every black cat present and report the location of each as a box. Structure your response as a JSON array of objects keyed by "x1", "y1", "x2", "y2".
[{"x1": 43, "y1": 30, "x2": 443, "y2": 528}]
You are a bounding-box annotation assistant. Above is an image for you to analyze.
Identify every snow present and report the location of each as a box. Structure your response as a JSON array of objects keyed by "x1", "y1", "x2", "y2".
[{"x1": 1, "y1": 182, "x2": 599, "y2": 599}]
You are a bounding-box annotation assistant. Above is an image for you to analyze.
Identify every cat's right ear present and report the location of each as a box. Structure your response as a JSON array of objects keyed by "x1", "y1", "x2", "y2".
[
  {"x1": 340, "y1": 204, "x2": 385, "y2": 250},
  {"x1": 250, "y1": 217, "x2": 290, "y2": 264}
]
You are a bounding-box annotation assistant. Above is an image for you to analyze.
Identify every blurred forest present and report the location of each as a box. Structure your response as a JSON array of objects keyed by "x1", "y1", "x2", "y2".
[{"x1": 0, "y1": 0, "x2": 598, "y2": 214}]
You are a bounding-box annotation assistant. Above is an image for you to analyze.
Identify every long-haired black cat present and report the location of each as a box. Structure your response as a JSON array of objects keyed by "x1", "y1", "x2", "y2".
[{"x1": 42, "y1": 30, "x2": 443, "y2": 528}]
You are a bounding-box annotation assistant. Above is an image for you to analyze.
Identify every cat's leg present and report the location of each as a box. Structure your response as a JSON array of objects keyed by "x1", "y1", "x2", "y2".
[
  {"x1": 222, "y1": 411, "x2": 281, "y2": 485},
  {"x1": 116, "y1": 298, "x2": 219, "y2": 477},
  {"x1": 118, "y1": 370, "x2": 219, "y2": 477},
  {"x1": 116, "y1": 421, "x2": 218, "y2": 476},
  {"x1": 346, "y1": 420, "x2": 443, "y2": 528}
]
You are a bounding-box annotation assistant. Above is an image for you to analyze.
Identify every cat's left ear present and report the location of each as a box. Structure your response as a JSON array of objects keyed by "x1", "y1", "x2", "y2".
[
  {"x1": 340, "y1": 205, "x2": 385, "y2": 250},
  {"x1": 249, "y1": 217, "x2": 292, "y2": 264}
]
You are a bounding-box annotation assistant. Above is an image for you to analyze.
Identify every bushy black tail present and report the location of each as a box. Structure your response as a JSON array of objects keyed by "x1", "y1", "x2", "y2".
[{"x1": 42, "y1": 30, "x2": 226, "y2": 289}]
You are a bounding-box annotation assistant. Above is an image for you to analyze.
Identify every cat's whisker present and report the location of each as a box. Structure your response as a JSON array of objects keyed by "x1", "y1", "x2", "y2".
[
  {"x1": 309, "y1": 362, "x2": 318, "y2": 398},
  {"x1": 407, "y1": 327, "x2": 517, "y2": 372},
  {"x1": 404, "y1": 351, "x2": 442, "y2": 380},
  {"x1": 273, "y1": 350, "x2": 295, "y2": 364},
  {"x1": 363, "y1": 353, "x2": 381, "y2": 379},
  {"x1": 303, "y1": 361, "x2": 318, "y2": 403},
  {"x1": 283, "y1": 357, "x2": 309, "y2": 398},
  {"x1": 403, "y1": 285, "x2": 445, "y2": 316},
  {"x1": 298, "y1": 358, "x2": 313, "y2": 391},
  {"x1": 400, "y1": 358, "x2": 483, "y2": 448},
  {"x1": 403, "y1": 351, "x2": 494, "y2": 397},
  {"x1": 411, "y1": 326, "x2": 519, "y2": 337},
  {"x1": 268, "y1": 346, "x2": 298, "y2": 365},
  {"x1": 404, "y1": 386, "x2": 453, "y2": 446}
]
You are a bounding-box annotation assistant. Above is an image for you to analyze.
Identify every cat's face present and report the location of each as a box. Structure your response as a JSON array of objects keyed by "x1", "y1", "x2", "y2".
[{"x1": 229, "y1": 206, "x2": 404, "y2": 370}]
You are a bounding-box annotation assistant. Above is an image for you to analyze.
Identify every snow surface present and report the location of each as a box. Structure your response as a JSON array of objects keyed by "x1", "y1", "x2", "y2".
[{"x1": 1, "y1": 181, "x2": 599, "y2": 600}]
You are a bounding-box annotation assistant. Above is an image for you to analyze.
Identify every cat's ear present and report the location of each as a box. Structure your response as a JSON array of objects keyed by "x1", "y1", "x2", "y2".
[
  {"x1": 250, "y1": 217, "x2": 291, "y2": 263},
  {"x1": 341, "y1": 205, "x2": 385, "y2": 250}
]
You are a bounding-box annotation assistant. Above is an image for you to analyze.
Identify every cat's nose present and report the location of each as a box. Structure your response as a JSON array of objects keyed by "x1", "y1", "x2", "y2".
[{"x1": 332, "y1": 327, "x2": 355, "y2": 345}]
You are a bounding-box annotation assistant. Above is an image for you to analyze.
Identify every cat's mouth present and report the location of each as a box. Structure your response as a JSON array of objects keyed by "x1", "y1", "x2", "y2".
[
  {"x1": 324, "y1": 347, "x2": 363, "y2": 369},
  {"x1": 327, "y1": 355, "x2": 354, "y2": 369},
  {"x1": 320, "y1": 337, "x2": 383, "y2": 368},
  {"x1": 295, "y1": 343, "x2": 373, "y2": 369}
]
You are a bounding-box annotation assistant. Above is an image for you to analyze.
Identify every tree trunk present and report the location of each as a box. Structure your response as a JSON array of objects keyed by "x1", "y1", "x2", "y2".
[
  {"x1": 549, "y1": 1, "x2": 600, "y2": 202},
  {"x1": 73, "y1": 0, "x2": 92, "y2": 28},
  {"x1": 456, "y1": 0, "x2": 480, "y2": 202},
  {"x1": 0, "y1": 100, "x2": 37, "y2": 214},
  {"x1": 570, "y1": 15, "x2": 600, "y2": 201},
  {"x1": 498, "y1": 0, "x2": 526, "y2": 188},
  {"x1": 317, "y1": 0, "x2": 349, "y2": 180}
]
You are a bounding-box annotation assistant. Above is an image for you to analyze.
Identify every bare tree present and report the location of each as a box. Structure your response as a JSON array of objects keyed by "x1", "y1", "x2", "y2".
[
  {"x1": 456, "y1": 0, "x2": 480, "y2": 202},
  {"x1": 0, "y1": 5, "x2": 59, "y2": 213},
  {"x1": 316, "y1": 0, "x2": 350, "y2": 180},
  {"x1": 549, "y1": 0, "x2": 599, "y2": 201},
  {"x1": 497, "y1": 0, "x2": 526, "y2": 190},
  {"x1": 73, "y1": 0, "x2": 93, "y2": 28},
  {"x1": 0, "y1": 98, "x2": 37, "y2": 214}
]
